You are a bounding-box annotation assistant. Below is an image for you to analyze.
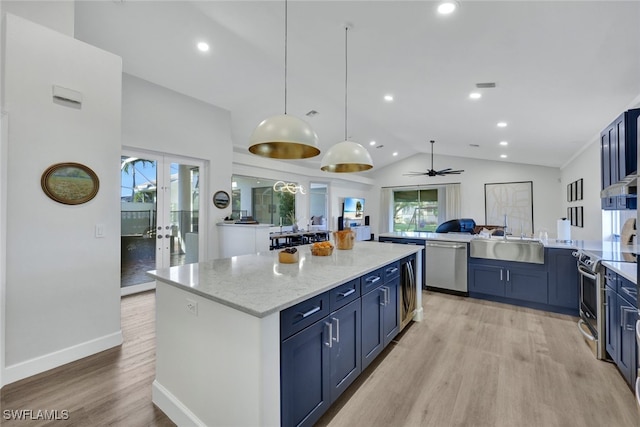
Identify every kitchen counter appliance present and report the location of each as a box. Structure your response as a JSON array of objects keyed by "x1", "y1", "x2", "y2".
[
  {"x1": 574, "y1": 250, "x2": 606, "y2": 360},
  {"x1": 425, "y1": 240, "x2": 468, "y2": 294}
]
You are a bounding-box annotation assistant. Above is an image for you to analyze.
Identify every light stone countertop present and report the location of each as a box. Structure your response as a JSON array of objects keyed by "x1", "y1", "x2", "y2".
[
  {"x1": 602, "y1": 261, "x2": 637, "y2": 284},
  {"x1": 147, "y1": 241, "x2": 421, "y2": 318}
]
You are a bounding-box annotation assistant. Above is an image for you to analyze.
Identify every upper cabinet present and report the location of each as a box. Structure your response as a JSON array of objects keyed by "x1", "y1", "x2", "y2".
[{"x1": 600, "y1": 108, "x2": 640, "y2": 210}]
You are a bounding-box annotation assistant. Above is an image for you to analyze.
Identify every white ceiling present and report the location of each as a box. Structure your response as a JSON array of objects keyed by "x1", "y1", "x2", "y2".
[{"x1": 74, "y1": 0, "x2": 640, "y2": 175}]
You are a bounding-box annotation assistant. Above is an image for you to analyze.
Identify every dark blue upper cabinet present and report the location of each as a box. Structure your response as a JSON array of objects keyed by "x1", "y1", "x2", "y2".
[{"x1": 600, "y1": 108, "x2": 640, "y2": 210}]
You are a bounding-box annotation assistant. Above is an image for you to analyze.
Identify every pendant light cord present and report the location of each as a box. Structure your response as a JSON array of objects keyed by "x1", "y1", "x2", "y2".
[
  {"x1": 344, "y1": 26, "x2": 349, "y2": 141},
  {"x1": 284, "y1": 0, "x2": 288, "y2": 115}
]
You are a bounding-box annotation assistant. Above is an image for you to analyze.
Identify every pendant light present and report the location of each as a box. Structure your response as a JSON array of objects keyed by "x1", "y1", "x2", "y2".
[
  {"x1": 248, "y1": 0, "x2": 320, "y2": 159},
  {"x1": 321, "y1": 25, "x2": 373, "y2": 173}
]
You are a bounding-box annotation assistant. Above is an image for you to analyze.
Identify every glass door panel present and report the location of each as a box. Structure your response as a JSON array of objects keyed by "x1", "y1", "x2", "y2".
[
  {"x1": 120, "y1": 155, "x2": 158, "y2": 290},
  {"x1": 121, "y1": 153, "x2": 203, "y2": 295}
]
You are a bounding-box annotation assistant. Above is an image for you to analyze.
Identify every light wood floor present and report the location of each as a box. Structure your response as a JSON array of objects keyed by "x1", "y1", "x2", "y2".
[{"x1": 1, "y1": 291, "x2": 639, "y2": 426}]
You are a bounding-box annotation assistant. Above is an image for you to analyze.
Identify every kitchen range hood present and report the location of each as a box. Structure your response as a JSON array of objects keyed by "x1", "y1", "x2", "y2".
[{"x1": 600, "y1": 173, "x2": 637, "y2": 198}]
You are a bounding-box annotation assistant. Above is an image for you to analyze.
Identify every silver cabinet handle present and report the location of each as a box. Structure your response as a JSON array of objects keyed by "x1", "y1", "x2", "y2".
[
  {"x1": 332, "y1": 317, "x2": 340, "y2": 343},
  {"x1": 324, "y1": 321, "x2": 333, "y2": 348},
  {"x1": 500, "y1": 269, "x2": 503, "y2": 281},
  {"x1": 366, "y1": 276, "x2": 381, "y2": 284},
  {"x1": 385, "y1": 286, "x2": 390, "y2": 305},
  {"x1": 386, "y1": 267, "x2": 399, "y2": 275},
  {"x1": 621, "y1": 306, "x2": 636, "y2": 331},
  {"x1": 298, "y1": 306, "x2": 321, "y2": 318},
  {"x1": 337, "y1": 289, "x2": 356, "y2": 298},
  {"x1": 506, "y1": 270, "x2": 510, "y2": 282},
  {"x1": 379, "y1": 287, "x2": 386, "y2": 306},
  {"x1": 425, "y1": 242, "x2": 465, "y2": 249},
  {"x1": 636, "y1": 320, "x2": 640, "y2": 344},
  {"x1": 621, "y1": 287, "x2": 637, "y2": 300}
]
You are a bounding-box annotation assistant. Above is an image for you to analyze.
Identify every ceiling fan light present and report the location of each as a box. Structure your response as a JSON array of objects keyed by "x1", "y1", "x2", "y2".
[
  {"x1": 321, "y1": 140, "x2": 373, "y2": 173},
  {"x1": 248, "y1": 114, "x2": 320, "y2": 159}
]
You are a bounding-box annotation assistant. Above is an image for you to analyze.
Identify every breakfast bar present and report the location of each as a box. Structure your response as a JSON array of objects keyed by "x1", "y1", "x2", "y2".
[{"x1": 147, "y1": 241, "x2": 423, "y2": 426}]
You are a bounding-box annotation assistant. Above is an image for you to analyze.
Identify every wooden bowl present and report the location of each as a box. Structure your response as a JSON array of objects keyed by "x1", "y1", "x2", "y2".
[{"x1": 278, "y1": 250, "x2": 299, "y2": 263}]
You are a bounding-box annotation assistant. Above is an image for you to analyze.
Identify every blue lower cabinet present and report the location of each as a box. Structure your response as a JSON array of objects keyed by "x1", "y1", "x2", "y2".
[
  {"x1": 281, "y1": 319, "x2": 331, "y2": 427},
  {"x1": 547, "y1": 248, "x2": 579, "y2": 311},
  {"x1": 329, "y1": 299, "x2": 361, "y2": 402},
  {"x1": 605, "y1": 285, "x2": 618, "y2": 359},
  {"x1": 361, "y1": 284, "x2": 385, "y2": 370},
  {"x1": 603, "y1": 268, "x2": 638, "y2": 388},
  {"x1": 469, "y1": 264, "x2": 504, "y2": 297},
  {"x1": 505, "y1": 268, "x2": 547, "y2": 304},
  {"x1": 281, "y1": 299, "x2": 362, "y2": 427},
  {"x1": 382, "y1": 276, "x2": 400, "y2": 347}
]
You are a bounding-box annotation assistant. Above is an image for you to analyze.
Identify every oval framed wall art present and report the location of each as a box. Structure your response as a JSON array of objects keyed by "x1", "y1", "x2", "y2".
[{"x1": 41, "y1": 162, "x2": 100, "y2": 205}]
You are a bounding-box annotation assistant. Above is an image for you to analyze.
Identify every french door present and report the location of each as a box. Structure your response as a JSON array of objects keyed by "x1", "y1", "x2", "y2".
[{"x1": 120, "y1": 150, "x2": 205, "y2": 295}]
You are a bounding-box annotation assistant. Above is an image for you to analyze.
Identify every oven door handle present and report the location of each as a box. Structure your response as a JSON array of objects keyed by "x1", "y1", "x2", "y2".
[
  {"x1": 577, "y1": 319, "x2": 596, "y2": 342},
  {"x1": 577, "y1": 265, "x2": 598, "y2": 281}
]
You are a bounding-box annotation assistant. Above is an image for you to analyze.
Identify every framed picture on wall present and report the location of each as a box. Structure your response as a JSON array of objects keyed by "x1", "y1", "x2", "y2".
[
  {"x1": 576, "y1": 179, "x2": 583, "y2": 201},
  {"x1": 567, "y1": 184, "x2": 572, "y2": 202},
  {"x1": 571, "y1": 182, "x2": 577, "y2": 202},
  {"x1": 485, "y1": 181, "x2": 534, "y2": 235},
  {"x1": 577, "y1": 206, "x2": 584, "y2": 227}
]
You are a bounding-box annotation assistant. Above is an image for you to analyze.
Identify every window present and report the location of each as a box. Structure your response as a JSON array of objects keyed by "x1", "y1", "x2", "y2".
[{"x1": 393, "y1": 189, "x2": 439, "y2": 232}]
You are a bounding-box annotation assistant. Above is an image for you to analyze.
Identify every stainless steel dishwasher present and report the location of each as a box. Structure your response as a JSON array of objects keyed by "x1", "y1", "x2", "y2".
[{"x1": 425, "y1": 240, "x2": 468, "y2": 294}]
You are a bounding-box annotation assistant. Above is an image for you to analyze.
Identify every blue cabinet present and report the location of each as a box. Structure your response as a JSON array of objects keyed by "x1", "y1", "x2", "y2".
[
  {"x1": 468, "y1": 259, "x2": 547, "y2": 305},
  {"x1": 600, "y1": 108, "x2": 640, "y2": 210},
  {"x1": 361, "y1": 275, "x2": 399, "y2": 370},
  {"x1": 603, "y1": 267, "x2": 638, "y2": 388},
  {"x1": 469, "y1": 248, "x2": 578, "y2": 316},
  {"x1": 281, "y1": 260, "x2": 403, "y2": 426},
  {"x1": 547, "y1": 248, "x2": 579, "y2": 312}
]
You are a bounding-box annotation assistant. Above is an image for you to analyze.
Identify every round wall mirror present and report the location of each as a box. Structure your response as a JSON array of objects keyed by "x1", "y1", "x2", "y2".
[{"x1": 213, "y1": 190, "x2": 230, "y2": 209}]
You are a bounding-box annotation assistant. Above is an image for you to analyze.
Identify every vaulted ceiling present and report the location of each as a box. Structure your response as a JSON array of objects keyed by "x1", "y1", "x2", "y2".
[{"x1": 74, "y1": 1, "x2": 640, "y2": 174}]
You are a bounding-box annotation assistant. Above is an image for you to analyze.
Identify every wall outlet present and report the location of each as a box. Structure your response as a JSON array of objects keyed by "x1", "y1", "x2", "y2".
[{"x1": 186, "y1": 298, "x2": 198, "y2": 316}]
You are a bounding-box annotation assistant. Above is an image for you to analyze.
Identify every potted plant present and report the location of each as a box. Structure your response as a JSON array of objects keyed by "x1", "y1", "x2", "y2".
[{"x1": 287, "y1": 211, "x2": 298, "y2": 232}]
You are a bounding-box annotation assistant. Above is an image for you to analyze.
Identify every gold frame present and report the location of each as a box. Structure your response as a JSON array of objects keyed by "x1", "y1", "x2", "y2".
[{"x1": 41, "y1": 162, "x2": 99, "y2": 205}]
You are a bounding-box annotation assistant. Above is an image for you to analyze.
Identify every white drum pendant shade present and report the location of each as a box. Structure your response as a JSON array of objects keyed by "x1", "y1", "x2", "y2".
[
  {"x1": 320, "y1": 140, "x2": 373, "y2": 173},
  {"x1": 249, "y1": 114, "x2": 320, "y2": 159}
]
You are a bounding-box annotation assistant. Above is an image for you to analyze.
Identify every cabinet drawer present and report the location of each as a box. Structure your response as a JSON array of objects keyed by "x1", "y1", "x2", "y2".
[
  {"x1": 281, "y1": 292, "x2": 330, "y2": 340},
  {"x1": 330, "y1": 278, "x2": 361, "y2": 311},
  {"x1": 604, "y1": 268, "x2": 618, "y2": 291},
  {"x1": 383, "y1": 261, "x2": 400, "y2": 281},
  {"x1": 619, "y1": 276, "x2": 637, "y2": 307},
  {"x1": 361, "y1": 268, "x2": 384, "y2": 295}
]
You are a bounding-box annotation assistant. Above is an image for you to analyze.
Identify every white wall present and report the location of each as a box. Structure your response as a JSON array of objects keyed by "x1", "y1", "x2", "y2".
[
  {"x1": 2, "y1": 14, "x2": 123, "y2": 385},
  {"x1": 369, "y1": 153, "x2": 562, "y2": 238},
  {"x1": 1, "y1": 0, "x2": 74, "y2": 37},
  {"x1": 121, "y1": 74, "x2": 233, "y2": 261},
  {"x1": 559, "y1": 140, "x2": 602, "y2": 241}
]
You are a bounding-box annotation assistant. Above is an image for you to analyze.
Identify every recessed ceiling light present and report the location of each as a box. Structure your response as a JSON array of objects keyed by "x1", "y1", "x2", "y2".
[
  {"x1": 384, "y1": 94, "x2": 394, "y2": 102},
  {"x1": 497, "y1": 122, "x2": 507, "y2": 128},
  {"x1": 500, "y1": 154, "x2": 507, "y2": 158},
  {"x1": 499, "y1": 141, "x2": 508, "y2": 146},
  {"x1": 369, "y1": 141, "x2": 376, "y2": 146},
  {"x1": 197, "y1": 42, "x2": 210, "y2": 52},
  {"x1": 393, "y1": 152, "x2": 398, "y2": 156},
  {"x1": 469, "y1": 92, "x2": 482, "y2": 100},
  {"x1": 437, "y1": 1, "x2": 457, "y2": 15}
]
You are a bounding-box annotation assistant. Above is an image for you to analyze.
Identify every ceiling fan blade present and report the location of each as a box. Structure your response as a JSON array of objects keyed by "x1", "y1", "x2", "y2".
[
  {"x1": 403, "y1": 171, "x2": 429, "y2": 176},
  {"x1": 437, "y1": 168, "x2": 452, "y2": 173}
]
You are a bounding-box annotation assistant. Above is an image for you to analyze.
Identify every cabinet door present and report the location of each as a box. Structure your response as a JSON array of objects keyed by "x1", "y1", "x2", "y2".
[
  {"x1": 281, "y1": 319, "x2": 331, "y2": 427},
  {"x1": 505, "y1": 268, "x2": 547, "y2": 304},
  {"x1": 361, "y1": 286, "x2": 384, "y2": 370},
  {"x1": 329, "y1": 299, "x2": 361, "y2": 402},
  {"x1": 605, "y1": 286, "x2": 618, "y2": 360},
  {"x1": 382, "y1": 277, "x2": 400, "y2": 346},
  {"x1": 618, "y1": 295, "x2": 636, "y2": 386},
  {"x1": 468, "y1": 263, "x2": 504, "y2": 297},
  {"x1": 547, "y1": 248, "x2": 579, "y2": 311},
  {"x1": 601, "y1": 127, "x2": 613, "y2": 190},
  {"x1": 615, "y1": 114, "x2": 626, "y2": 181}
]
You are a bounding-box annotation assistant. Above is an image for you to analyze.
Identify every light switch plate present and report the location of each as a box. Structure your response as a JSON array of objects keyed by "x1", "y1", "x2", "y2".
[{"x1": 95, "y1": 224, "x2": 105, "y2": 238}]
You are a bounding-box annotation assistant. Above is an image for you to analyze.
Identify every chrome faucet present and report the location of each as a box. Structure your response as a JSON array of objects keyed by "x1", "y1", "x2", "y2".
[{"x1": 503, "y1": 214, "x2": 508, "y2": 240}]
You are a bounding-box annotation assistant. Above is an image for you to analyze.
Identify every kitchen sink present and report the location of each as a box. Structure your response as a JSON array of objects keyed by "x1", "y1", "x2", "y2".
[{"x1": 470, "y1": 238, "x2": 545, "y2": 264}]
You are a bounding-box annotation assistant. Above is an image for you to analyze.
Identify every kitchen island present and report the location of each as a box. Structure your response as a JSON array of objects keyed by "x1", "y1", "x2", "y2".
[{"x1": 147, "y1": 241, "x2": 422, "y2": 426}]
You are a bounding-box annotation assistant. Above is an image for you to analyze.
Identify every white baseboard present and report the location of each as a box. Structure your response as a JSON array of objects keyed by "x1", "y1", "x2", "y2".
[
  {"x1": 152, "y1": 380, "x2": 206, "y2": 427},
  {"x1": 2, "y1": 330, "x2": 123, "y2": 387},
  {"x1": 121, "y1": 281, "x2": 155, "y2": 296}
]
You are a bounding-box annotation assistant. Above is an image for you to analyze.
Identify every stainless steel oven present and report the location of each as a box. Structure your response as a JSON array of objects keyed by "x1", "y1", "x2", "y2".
[{"x1": 574, "y1": 251, "x2": 606, "y2": 360}]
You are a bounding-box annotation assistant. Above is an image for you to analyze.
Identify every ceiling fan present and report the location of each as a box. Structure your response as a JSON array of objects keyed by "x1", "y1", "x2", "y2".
[{"x1": 404, "y1": 140, "x2": 464, "y2": 177}]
